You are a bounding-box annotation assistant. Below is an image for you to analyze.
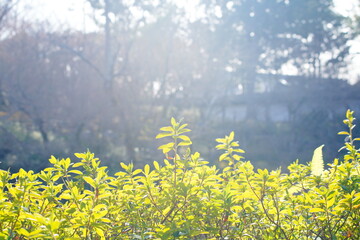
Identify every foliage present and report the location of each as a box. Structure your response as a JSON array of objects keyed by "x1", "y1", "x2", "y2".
[
  {"x1": 311, "y1": 144, "x2": 324, "y2": 177},
  {"x1": 0, "y1": 111, "x2": 359, "y2": 239}
]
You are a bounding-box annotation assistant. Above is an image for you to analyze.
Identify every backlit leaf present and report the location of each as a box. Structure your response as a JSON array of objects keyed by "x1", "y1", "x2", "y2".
[
  {"x1": 83, "y1": 176, "x2": 96, "y2": 188},
  {"x1": 153, "y1": 161, "x2": 160, "y2": 170},
  {"x1": 159, "y1": 126, "x2": 173, "y2": 132},
  {"x1": 171, "y1": 117, "x2": 177, "y2": 126},
  {"x1": 144, "y1": 164, "x2": 150, "y2": 175},
  {"x1": 311, "y1": 145, "x2": 324, "y2": 176},
  {"x1": 338, "y1": 131, "x2": 349, "y2": 135},
  {"x1": 156, "y1": 132, "x2": 173, "y2": 139},
  {"x1": 309, "y1": 208, "x2": 325, "y2": 213}
]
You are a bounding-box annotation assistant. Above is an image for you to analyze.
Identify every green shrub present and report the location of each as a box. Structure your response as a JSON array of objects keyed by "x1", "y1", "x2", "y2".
[{"x1": 0, "y1": 110, "x2": 359, "y2": 239}]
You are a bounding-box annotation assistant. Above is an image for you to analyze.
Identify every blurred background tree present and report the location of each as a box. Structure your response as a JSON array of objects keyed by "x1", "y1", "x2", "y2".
[{"x1": 0, "y1": 0, "x2": 359, "y2": 172}]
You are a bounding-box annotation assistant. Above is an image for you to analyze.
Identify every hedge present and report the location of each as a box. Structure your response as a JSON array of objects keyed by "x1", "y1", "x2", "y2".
[{"x1": 0, "y1": 110, "x2": 359, "y2": 239}]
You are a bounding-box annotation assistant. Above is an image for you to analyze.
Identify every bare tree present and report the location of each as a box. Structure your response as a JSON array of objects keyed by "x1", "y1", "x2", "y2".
[{"x1": 0, "y1": 0, "x2": 16, "y2": 26}]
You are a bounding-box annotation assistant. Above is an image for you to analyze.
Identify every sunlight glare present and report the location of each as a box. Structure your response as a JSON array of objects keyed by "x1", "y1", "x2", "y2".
[{"x1": 174, "y1": 0, "x2": 205, "y2": 22}]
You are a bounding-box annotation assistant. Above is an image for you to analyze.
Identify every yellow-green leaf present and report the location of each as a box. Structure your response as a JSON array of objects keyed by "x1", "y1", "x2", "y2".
[
  {"x1": 219, "y1": 153, "x2": 228, "y2": 161},
  {"x1": 178, "y1": 135, "x2": 191, "y2": 141},
  {"x1": 153, "y1": 161, "x2": 160, "y2": 170},
  {"x1": 171, "y1": 117, "x2": 177, "y2": 126},
  {"x1": 17, "y1": 228, "x2": 30, "y2": 237},
  {"x1": 93, "y1": 204, "x2": 107, "y2": 212},
  {"x1": 133, "y1": 169, "x2": 142, "y2": 175},
  {"x1": 69, "y1": 170, "x2": 83, "y2": 175},
  {"x1": 309, "y1": 208, "x2": 325, "y2": 213},
  {"x1": 159, "y1": 126, "x2": 173, "y2": 132},
  {"x1": 178, "y1": 141, "x2": 192, "y2": 146},
  {"x1": 144, "y1": 164, "x2": 150, "y2": 175},
  {"x1": 49, "y1": 156, "x2": 57, "y2": 164},
  {"x1": 120, "y1": 162, "x2": 128, "y2": 170},
  {"x1": 73, "y1": 162, "x2": 84, "y2": 168},
  {"x1": 156, "y1": 132, "x2": 173, "y2": 139},
  {"x1": 83, "y1": 176, "x2": 96, "y2": 188},
  {"x1": 158, "y1": 142, "x2": 175, "y2": 151},
  {"x1": 311, "y1": 144, "x2": 324, "y2": 176},
  {"x1": 229, "y1": 131, "x2": 235, "y2": 142},
  {"x1": 327, "y1": 197, "x2": 336, "y2": 209}
]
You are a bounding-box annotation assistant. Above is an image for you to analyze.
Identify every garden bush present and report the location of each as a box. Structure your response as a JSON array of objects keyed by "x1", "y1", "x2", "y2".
[{"x1": 0, "y1": 110, "x2": 359, "y2": 239}]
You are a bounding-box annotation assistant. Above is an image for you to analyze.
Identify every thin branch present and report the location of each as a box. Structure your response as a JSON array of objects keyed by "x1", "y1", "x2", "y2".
[{"x1": 49, "y1": 37, "x2": 106, "y2": 81}]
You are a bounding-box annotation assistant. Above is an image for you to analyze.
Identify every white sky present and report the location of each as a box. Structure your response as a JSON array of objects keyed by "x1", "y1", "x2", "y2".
[
  {"x1": 333, "y1": 0, "x2": 359, "y2": 16},
  {"x1": 19, "y1": 0, "x2": 97, "y2": 32},
  {"x1": 18, "y1": 0, "x2": 203, "y2": 31},
  {"x1": 18, "y1": 0, "x2": 358, "y2": 29},
  {"x1": 17, "y1": 0, "x2": 360, "y2": 83},
  {"x1": 333, "y1": 0, "x2": 360, "y2": 83}
]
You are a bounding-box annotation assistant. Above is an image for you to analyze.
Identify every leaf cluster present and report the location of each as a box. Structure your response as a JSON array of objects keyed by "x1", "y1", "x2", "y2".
[{"x1": 0, "y1": 113, "x2": 359, "y2": 239}]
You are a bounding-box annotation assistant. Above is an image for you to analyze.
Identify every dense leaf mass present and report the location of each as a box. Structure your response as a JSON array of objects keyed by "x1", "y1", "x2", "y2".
[{"x1": 0, "y1": 111, "x2": 359, "y2": 239}]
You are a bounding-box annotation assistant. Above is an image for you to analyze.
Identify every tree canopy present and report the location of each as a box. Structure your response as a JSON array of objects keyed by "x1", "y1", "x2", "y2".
[{"x1": 0, "y1": 0, "x2": 357, "y2": 171}]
